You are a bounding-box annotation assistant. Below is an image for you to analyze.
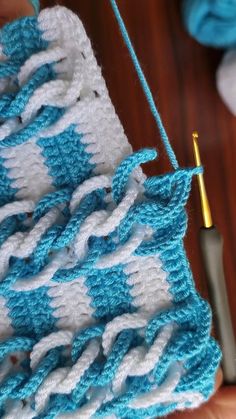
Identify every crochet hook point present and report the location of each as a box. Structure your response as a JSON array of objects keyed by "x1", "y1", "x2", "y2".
[{"x1": 192, "y1": 132, "x2": 213, "y2": 228}]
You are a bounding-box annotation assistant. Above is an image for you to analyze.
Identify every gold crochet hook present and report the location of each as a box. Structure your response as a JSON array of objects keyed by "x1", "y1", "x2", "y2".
[
  {"x1": 193, "y1": 132, "x2": 236, "y2": 384},
  {"x1": 192, "y1": 131, "x2": 213, "y2": 228}
]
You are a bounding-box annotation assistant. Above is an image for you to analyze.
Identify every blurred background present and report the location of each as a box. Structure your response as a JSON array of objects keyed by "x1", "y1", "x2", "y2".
[{"x1": 42, "y1": 0, "x2": 236, "y2": 335}]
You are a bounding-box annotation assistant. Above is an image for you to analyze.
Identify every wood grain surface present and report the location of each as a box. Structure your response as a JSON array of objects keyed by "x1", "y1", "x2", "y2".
[{"x1": 45, "y1": 0, "x2": 236, "y2": 333}]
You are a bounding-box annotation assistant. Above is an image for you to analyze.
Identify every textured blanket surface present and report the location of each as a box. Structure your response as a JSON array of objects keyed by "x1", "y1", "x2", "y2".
[{"x1": 0, "y1": 6, "x2": 220, "y2": 418}]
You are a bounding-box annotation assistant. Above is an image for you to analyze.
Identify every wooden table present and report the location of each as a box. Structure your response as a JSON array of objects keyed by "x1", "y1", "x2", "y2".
[{"x1": 44, "y1": 0, "x2": 236, "y2": 339}]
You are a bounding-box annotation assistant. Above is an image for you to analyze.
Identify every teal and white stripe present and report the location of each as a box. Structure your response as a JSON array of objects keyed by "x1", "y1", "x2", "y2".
[{"x1": 0, "y1": 5, "x2": 221, "y2": 418}]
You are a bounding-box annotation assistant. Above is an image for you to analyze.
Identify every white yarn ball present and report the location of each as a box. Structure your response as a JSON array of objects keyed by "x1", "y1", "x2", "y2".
[{"x1": 217, "y1": 49, "x2": 236, "y2": 115}]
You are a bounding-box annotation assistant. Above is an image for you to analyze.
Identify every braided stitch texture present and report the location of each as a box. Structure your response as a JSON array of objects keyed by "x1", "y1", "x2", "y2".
[{"x1": 0, "y1": 6, "x2": 220, "y2": 418}]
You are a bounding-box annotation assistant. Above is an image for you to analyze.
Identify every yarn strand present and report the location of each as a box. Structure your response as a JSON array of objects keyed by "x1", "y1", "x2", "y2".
[{"x1": 109, "y1": 0, "x2": 179, "y2": 170}]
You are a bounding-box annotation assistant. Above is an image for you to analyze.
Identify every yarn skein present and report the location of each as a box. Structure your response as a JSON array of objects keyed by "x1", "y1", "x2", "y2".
[
  {"x1": 217, "y1": 49, "x2": 236, "y2": 115},
  {"x1": 183, "y1": 0, "x2": 236, "y2": 115},
  {"x1": 182, "y1": 0, "x2": 236, "y2": 48}
]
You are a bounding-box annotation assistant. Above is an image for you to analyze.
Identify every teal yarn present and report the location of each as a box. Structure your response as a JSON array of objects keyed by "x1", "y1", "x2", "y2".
[
  {"x1": 0, "y1": 3, "x2": 221, "y2": 418},
  {"x1": 183, "y1": 0, "x2": 236, "y2": 48},
  {"x1": 110, "y1": 0, "x2": 179, "y2": 170},
  {"x1": 30, "y1": 0, "x2": 40, "y2": 15}
]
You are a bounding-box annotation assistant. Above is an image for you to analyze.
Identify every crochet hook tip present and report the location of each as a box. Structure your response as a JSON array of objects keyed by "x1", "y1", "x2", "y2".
[
  {"x1": 192, "y1": 131, "x2": 201, "y2": 165},
  {"x1": 192, "y1": 132, "x2": 213, "y2": 228}
]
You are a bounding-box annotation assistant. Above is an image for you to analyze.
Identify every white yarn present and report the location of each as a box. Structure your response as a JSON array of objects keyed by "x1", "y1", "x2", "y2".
[
  {"x1": 217, "y1": 49, "x2": 236, "y2": 115},
  {"x1": 10, "y1": 171, "x2": 145, "y2": 291},
  {"x1": 131, "y1": 290, "x2": 171, "y2": 311},
  {"x1": 13, "y1": 208, "x2": 59, "y2": 259},
  {"x1": 35, "y1": 367, "x2": 69, "y2": 412},
  {"x1": 0, "y1": 232, "x2": 25, "y2": 280},
  {"x1": 113, "y1": 347, "x2": 145, "y2": 395},
  {"x1": 59, "y1": 389, "x2": 107, "y2": 419},
  {"x1": 0, "y1": 206, "x2": 63, "y2": 294},
  {"x1": 73, "y1": 210, "x2": 108, "y2": 260},
  {"x1": 56, "y1": 339, "x2": 100, "y2": 394},
  {"x1": 0, "y1": 297, "x2": 13, "y2": 339},
  {"x1": 102, "y1": 312, "x2": 150, "y2": 355},
  {"x1": 0, "y1": 200, "x2": 35, "y2": 223},
  {"x1": 70, "y1": 175, "x2": 112, "y2": 213},
  {"x1": 48, "y1": 278, "x2": 95, "y2": 332},
  {"x1": 34, "y1": 338, "x2": 101, "y2": 413},
  {"x1": 0, "y1": 118, "x2": 19, "y2": 141},
  {"x1": 0, "y1": 359, "x2": 12, "y2": 383},
  {"x1": 171, "y1": 391, "x2": 204, "y2": 409},
  {"x1": 30, "y1": 330, "x2": 73, "y2": 369},
  {"x1": 22, "y1": 62, "x2": 84, "y2": 122},
  {"x1": 128, "y1": 257, "x2": 171, "y2": 313},
  {"x1": 124, "y1": 255, "x2": 162, "y2": 275},
  {"x1": 125, "y1": 254, "x2": 172, "y2": 314},
  {"x1": 27, "y1": 319, "x2": 176, "y2": 414},
  {"x1": 96, "y1": 226, "x2": 148, "y2": 269},
  {"x1": 4, "y1": 139, "x2": 54, "y2": 201},
  {"x1": 72, "y1": 177, "x2": 139, "y2": 259},
  {"x1": 13, "y1": 249, "x2": 68, "y2": 291},
  {"x1": 52, "y1": 298, "x2": 91, "y2": 320},
  {"x1": 38, "y1": 101, "x2": 84, "y2": 138},
  {"x1": 18, "y1": 46, "x2": 66, "y2": 86},
  {"x1": 112, "y1": 324, "x2": 174, "y2": 394},
  {"x1": 37, "y1": 6, "x2": 132, "y2": 174},
  {"x1": 0, "y1": 0, "x2": 144, "y2": 296},
  {"x1": 3, "y1": 401, "x2": 35, "y2": 419},
  {"x1": 0, "y1": 2, "x2": 148, "y2": 326},
  {"x1": 35, "y1": 339, "x2": 99, "y2": 404},
  {"x1": 94, "y1": 183, "x2": 140, "y2": 237},
  {"x1": 129, "y1": 362, "x2": 182, "y2": 409}
]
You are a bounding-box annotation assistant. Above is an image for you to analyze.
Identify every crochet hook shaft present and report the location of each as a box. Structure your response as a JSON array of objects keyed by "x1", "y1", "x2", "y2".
[{"x1": 193, "y1": 132, "x2": 236, "y2": 384}]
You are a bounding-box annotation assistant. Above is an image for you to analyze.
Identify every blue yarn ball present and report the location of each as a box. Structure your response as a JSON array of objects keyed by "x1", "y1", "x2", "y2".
[{"x1": 182, "y1": 0, "x2": 236, "y2": 48}]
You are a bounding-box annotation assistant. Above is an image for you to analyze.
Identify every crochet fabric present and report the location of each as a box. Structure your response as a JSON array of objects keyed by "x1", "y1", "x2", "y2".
[{"x1": 0, "y1": 5, "x2": 220, "y2": 418}]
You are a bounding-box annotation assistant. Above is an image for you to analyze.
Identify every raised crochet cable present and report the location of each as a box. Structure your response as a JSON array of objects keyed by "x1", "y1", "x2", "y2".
[{"x1": 109, "y1": 0, "x2": 179, "y2": 170}]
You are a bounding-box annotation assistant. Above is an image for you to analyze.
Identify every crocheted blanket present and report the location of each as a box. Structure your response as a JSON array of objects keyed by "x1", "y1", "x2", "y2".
[{"x1": 0, "y1": 5, "x2": 220, "y2": 418}]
